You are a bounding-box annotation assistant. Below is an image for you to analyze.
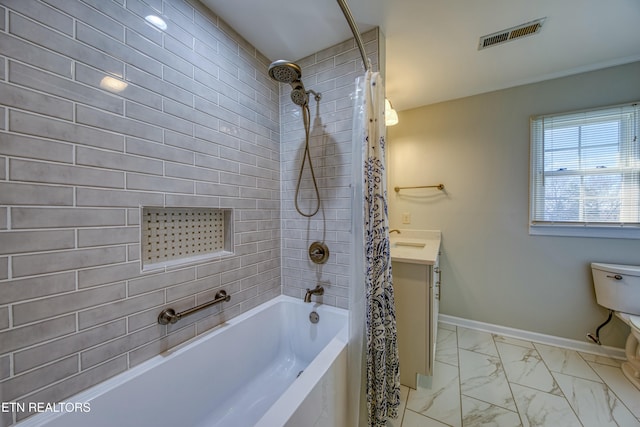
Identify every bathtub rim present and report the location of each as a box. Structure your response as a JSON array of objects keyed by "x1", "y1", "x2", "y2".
[{"x1": 15, "y1": 295, "x2": 348, "y2": 427}]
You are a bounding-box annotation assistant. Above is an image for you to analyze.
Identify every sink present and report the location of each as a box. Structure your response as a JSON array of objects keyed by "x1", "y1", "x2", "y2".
[{"x1": 389, "y1": 230, "x2": 441, "y2": 265}]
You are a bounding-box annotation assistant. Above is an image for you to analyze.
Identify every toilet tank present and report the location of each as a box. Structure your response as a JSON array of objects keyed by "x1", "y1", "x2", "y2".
[{"x1": 591, "y1": 263, "x2": 640, "y2": 316}]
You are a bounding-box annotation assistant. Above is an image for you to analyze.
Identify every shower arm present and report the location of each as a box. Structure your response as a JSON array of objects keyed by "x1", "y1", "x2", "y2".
[
  {"x1": 335, "y1": 0, "x2": 370, "y2": 72},
  {"x1": 307, "y1": 89, "x2": 322, "y2": 102}
]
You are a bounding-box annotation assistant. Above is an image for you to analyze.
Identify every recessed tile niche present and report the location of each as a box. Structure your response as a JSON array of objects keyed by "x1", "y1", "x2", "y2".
[{"x1": 141, "y1": 207, "x2": 233, "y2": 270}]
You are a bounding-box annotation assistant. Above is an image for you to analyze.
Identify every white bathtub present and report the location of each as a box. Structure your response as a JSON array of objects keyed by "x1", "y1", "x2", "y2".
[{"x1": 18, "y1": 295, "x2": 349, "y2": 427}]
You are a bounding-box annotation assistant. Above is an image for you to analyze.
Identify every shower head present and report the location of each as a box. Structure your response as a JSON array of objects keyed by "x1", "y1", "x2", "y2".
[
  {"x1": 268, "y1": 60, "x2": 319, "y2": 107},
  {"x1": 268, "y1": 60, "x2": 302, "y2": 84},
  {"x1": 290, "y1": 81, "x2": 309, "y2": 106}
]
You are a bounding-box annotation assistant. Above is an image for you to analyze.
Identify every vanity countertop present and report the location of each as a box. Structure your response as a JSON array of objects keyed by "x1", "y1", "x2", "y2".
[{"x1": 390, "y1": 229, "x2": 441, "y2": 265}]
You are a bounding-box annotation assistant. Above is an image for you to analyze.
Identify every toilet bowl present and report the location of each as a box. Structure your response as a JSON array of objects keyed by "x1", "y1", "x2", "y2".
[
  {"x1": 591, "y1": 262, "x2": 640, "y2": 389},
  {"x1": 615, "y1": 312, "x2": 640, "y2": 388}
]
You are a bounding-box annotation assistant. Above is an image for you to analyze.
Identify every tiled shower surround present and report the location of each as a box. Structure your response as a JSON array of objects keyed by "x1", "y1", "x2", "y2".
[
  {"x1": 0, "y1": 0, "x2": 379, "y2": 424},
  {"x1": 279, "y1": 31, "x2": 378, "y2": 306}
]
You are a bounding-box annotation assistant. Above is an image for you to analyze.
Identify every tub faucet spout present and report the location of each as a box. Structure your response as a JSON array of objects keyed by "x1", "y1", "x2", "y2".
[{"x1": 304, "y1": 285, "x2": 324, "y2": 303}]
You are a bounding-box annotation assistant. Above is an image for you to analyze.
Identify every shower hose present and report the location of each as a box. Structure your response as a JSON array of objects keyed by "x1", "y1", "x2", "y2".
[{"x1": 294, "y1": 102, "x2": 321, "y2": 217}]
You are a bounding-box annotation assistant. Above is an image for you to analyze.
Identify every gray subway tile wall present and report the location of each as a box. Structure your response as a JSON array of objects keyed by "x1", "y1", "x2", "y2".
[
  {"x1": 0, "y1": 0, "x2": 380, "y2": 424},
  {"x1": 280, "y1": 29, "x2": 379, "y2": 308},
  {"x1": 0, "y1": 0, "x2": 281, "y2": 424}
]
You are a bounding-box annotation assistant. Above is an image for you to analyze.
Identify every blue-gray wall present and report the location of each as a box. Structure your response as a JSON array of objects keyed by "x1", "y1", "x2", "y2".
[{"x1": 388, "y1": 61, "x2": 640, "y2": 349}]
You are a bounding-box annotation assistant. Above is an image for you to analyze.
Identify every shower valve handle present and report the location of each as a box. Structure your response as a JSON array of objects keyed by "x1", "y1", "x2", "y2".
[{"x1": 308, "y1": 242, "x2": 329, "y2": 264}]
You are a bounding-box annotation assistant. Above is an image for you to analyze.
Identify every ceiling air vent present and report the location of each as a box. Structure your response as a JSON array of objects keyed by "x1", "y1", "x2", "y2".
[{"x1": 478, "y1": 17, "x2": 546, "y2": 50}]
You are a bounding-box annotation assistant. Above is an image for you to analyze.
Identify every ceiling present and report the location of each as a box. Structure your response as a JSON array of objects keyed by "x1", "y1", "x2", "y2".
[{"x1": 199, "y1": 0, "x2": 640, "y2": 112}]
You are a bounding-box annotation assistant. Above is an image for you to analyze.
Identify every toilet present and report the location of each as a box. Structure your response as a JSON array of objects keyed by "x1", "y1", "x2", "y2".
[{"x1": 591, "y1": 262, "x2": 640, "y2": 389}]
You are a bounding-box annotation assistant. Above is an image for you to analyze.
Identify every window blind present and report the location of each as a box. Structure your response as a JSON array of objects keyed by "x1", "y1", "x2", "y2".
[{"x1": 530, "y1": 102, "x2": 639, "y2": 228}]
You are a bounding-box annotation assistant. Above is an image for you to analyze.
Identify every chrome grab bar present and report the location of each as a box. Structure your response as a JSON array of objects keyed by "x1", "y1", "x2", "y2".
[{"x1": 158, "y1": 290, "x2": 231, "y2": 325}]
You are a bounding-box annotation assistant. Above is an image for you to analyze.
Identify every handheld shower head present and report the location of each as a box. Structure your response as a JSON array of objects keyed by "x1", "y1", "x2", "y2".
[
  {"x1": 268, "y1": 60, "x2": 302, "y2": 84},
  {"x1": 290, "y1": 81, "x2": 309, "y2": 106}
]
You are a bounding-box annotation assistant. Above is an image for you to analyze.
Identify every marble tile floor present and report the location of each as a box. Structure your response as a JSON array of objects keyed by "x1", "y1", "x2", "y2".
[{"x1": 390, "y1": 323, "x2": 640, "y2": 427}]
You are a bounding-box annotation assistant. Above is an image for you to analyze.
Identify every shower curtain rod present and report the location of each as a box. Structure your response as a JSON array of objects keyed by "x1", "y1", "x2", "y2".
[{"x1": 335, "y1": 0, "x2": 370, "y2": 72}]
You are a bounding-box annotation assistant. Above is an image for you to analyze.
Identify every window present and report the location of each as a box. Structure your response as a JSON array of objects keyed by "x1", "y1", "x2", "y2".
[{"x1": 530, "y1": 102, "x2": 640, "y2": 238}]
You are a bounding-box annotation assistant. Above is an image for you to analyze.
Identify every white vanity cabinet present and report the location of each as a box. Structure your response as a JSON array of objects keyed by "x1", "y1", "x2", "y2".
[{"x1": 390, "y1": 230, "x2": 441, "y2": 389}]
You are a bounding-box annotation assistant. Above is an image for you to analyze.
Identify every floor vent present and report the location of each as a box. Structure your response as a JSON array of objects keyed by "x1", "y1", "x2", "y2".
[{"x1": 478, "y1": 17, "x2": 546, "y2": 50}]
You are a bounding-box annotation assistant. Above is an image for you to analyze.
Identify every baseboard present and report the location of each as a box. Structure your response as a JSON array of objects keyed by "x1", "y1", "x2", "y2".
[{"x1": 438, "y1": 314, "x2": 626, "y2": 360}]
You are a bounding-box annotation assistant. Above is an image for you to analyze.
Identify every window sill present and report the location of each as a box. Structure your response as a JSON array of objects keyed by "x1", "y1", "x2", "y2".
[{"x1": 529, "y1": 224, "x2": 640, "y2": 239}]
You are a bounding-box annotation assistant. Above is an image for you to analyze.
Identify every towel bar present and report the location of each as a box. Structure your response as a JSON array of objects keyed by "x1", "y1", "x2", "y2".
[{"x1": 394, "y1": 184, "x2": 445, "y2": 192}]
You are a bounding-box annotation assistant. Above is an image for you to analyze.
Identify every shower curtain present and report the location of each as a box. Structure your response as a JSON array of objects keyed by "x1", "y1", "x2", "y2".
[{"x1": 349, "y1": 70, "x2": 400, "y2": 427}]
